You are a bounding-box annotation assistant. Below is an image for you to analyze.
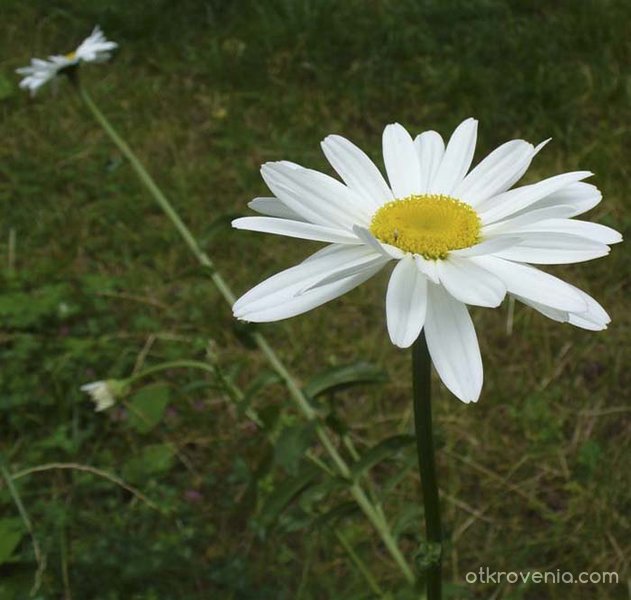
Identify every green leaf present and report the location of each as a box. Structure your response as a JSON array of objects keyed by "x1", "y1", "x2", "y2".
[
  {"x1": 274, "y1": 423, "x2": 316, "y2": 475},
  {"x1": 0, "y1": 518, "x2": 24, "y2": 564},
  {"x1": 298, "y1": 478, "x2": 348, "y2": 513},
  {"x1": 127, "y1": 383, "x2": 170, "y2": 434},
  {"x1": 258, "y1": 465, "x2": 320, "y2": 531},
  {"x1": 122, "y1": 444, "x2": 174, "y2": 482},
  {"x1": 351, "y1": 435, "x2": 415, "y2": 479},
  {"x1": 312, "y1": 501, "x2": 358, "y2": 530},
  {"x1": 303, "y1": 361, "x2": 388, "y2": 398}
]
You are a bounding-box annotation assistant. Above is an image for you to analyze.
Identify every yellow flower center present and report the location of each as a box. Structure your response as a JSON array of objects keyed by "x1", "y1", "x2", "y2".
[
  {"x1": 65, "y1": 51, "x2": 77, "y2": 60},
  {"x1": 369, "y1": 194, "x2": 481, "y2": 259}
]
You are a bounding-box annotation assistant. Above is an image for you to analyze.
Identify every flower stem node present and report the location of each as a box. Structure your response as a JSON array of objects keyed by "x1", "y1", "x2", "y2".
[{"x1": 413, "y1": 541, "x2": 443, "y2": 572}]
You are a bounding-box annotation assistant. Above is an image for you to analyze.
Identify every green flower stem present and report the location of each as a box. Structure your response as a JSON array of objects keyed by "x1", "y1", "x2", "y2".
[
  {"x1": 78, "y1": 85, "x2": 414, "y2": 585},
  {"x1": 127, "y1": 359, "x2": 216, "y2": 384},
  {"x1": 412, "y1": 332, "x2": 442, "y2": 599},
  {"x1": 77, "y1": 85, "x2": 236, "y2": 306}
]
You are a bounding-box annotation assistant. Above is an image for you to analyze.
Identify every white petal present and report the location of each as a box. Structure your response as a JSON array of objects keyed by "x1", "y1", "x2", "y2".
[
  {"x1": 507, "y1": 218, "x2": 622, "y2": 245},
  {"x1": 492, "y1": 233, "x2": 609, "y2": 264},
  {"x1": 478, "y1": 171, "x2": 593, "y2": 224},
  {"x1": 515, "y1": 295, "x2": 570, "y2": 323},
  {"x1": 491, "y1": 138, "x2": 550, "y2": 195},
  {"x1": 425, "y1": 284, "x2": 483, "y2": 403},
  {"x1": 352, "y1": 225, "x2": 404, "y2": 259},
  {"x1": 437, "y1": 257, "x2": 506, "y2": 307},
  {"x1": 454, "y1": 139, "x2": 534, "y2": 206},
  {"x1": 240, "y1": 265, "x2": 383, "y2": 322},
  {"x1": 567, "y1": 285, "x2": 610, "y2": 330},
  {"x1": 567, "y1": 314, "x2": 606, "y2": 331},
  {"x1": 414, "y1": 131, "x2": 445, "y2": 193},
  {"x1": 385, "y1": 256, "x2": 428, "y2": 348},
  {"x1": 514, "y1": 182, "x2": 602, "y2": 218},
  {"x1": 429, "y1": 118, "x2": 478, "y2": 195},
  {"x1": 469, "y1": 256, "x2": 587, "y2": 312},
  {"x1": 415, "y1": 255, "x2": 440, "y2": 284},
  {"x1": 301, "y1": 252, "x2": 388, "y2": 292},
  {"x1": 234, "y1": 244, "x2": 362, "y2": 312},
  {"x1": 482, "y1": 205, "x2": 579, "y2": 235},
  {"x1": 382, "y1": 123, "x2": 422, "y2": 198},
  {"x1": 321, "y1": 135, "x2": 393, "y2": 208},
  {"x1": 232, "y1": 216, "x2": 361, "y2": 244},
  {"x1": 450, "y1": 236, "x2": 522, "y2": 257},
  {"x1": 234, "y1": 245, "x2": 383, "y2": 321},
  {"x1": 516, "y1": 285, "x2": 610, "y2": 331},
  {"x1": 261, "y1": 162, "x2": 371, "y2": 229},
  {"x1": 248, "y1": 197, "x2": 306, "y2": 221}
]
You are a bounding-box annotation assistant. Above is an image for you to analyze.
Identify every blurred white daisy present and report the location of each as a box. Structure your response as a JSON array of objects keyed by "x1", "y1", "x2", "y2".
[
  {"x1": 16, "y1": 26, "x2": 117, "y2": 95},
  {"x1": 232, "y1": 118, "x2": 622, "y2": 403},
  {"x1": 73, "y1": 25, "x2": 118, "y2": 63},
  {"x1": 16, "y1": 56, "x2": 72, "y2": 96},
  {"x1": 81, "y1": 380, "x2": 120, "y2": 412}
]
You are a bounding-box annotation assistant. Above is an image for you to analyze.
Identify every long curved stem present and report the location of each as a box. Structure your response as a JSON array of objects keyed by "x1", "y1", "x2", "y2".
[
  {"x1": 412, "y1": 332, "x2": 442, "y2": 598},
  {"x1": 77, "y1": 84, "x2": 414, "y2": 585}
]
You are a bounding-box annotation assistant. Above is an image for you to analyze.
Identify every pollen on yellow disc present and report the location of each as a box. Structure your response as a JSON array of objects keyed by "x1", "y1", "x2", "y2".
[
  {"x1": 65, "y1": 51, "x2": 77, "y2": 60},
  {"x1": 369, "y1": 194, "x2": 481, "y2": 259}
]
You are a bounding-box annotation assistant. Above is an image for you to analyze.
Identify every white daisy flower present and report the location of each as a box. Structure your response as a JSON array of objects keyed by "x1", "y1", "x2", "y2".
[
  {"x1": 80, "y1": 380, "x2": 119, "y2": 412},
  {"x1": 73, "y1": 26, "x2": 118, "y2": 63},
  {"x1": 16, "y1": 26, "x2": 117, "y2": 95},
  {"x1": 16, "y1": 56, "x2": 73, "y2": 96},
  {"x1": 232, "y1": 118, "x2": 622, "y2": 403}
]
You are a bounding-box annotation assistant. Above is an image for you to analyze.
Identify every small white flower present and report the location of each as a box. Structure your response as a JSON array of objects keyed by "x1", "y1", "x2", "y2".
[
  {"x1": 232, "y1": 119, "x2": 622, "y2": 404},
  {"x1": 74, "y1": 26, "x2": 118, "y2": 63},
  {"x1": 16, "y1": 26, "x2": 117, "y2": 96},
  {"x1": 16, "y1": 57, "x2": 72, "y2": 96},
  {"x1": 81, "y1": 380, "x2": 119, "y2": 412}
]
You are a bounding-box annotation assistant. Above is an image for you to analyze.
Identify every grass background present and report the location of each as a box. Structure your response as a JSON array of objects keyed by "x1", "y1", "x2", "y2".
[{"x1": 0, "y1": 0, "x2": 629, "y2": 598}]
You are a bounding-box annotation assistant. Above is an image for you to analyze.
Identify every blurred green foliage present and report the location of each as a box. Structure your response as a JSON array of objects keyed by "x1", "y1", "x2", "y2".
[{"x1": 0, "y1": 0, "x2": 629, "y2": 598}]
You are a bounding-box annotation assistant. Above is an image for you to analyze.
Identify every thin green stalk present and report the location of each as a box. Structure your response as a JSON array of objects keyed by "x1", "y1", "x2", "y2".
[
  {"x1": 1, "y1": 466, "x2": 46, "y2": 597},
  {"x1": 77, "y1": 84, "x2": 236, "y2": 306},
  {"x1": 126, "y1": 359, "x2": 216, "y2": 385},
  {"x1": 11, "y1": 463, "x2": 164, "y2": 513},
  {"x1": 336, "y1": 530, "x2": 386, "y2": 598},
  {"x1": 77, "y1": 84, "x2": 414, "y2": 585},
  {"x1": 412, "y1": 332, "x2": 442, "y2": 599}
]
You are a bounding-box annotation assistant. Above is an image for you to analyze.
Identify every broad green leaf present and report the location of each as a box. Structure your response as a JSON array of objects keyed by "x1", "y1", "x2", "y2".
[
  {"x1": 128, "y1": 383, "x2": 170, "y2": 434},
  {"x1": 274, "y1": 423, "x2": 315, "y2": 475},
  {"x1": 122, "y1": 444, "x2": 174, "y2": 482},
  {"x1": 351, "y1": 435, "x2": 415, "y2": 479},
  {"x1": 258, "y1": 465, "x2": 320, "y2": 530},
  {"x1": 0, "y1": 518, "x2": 24, "y2": 564},
  {"x1": 303, "y1": 361, "x2": 388, "y2": 398}
]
